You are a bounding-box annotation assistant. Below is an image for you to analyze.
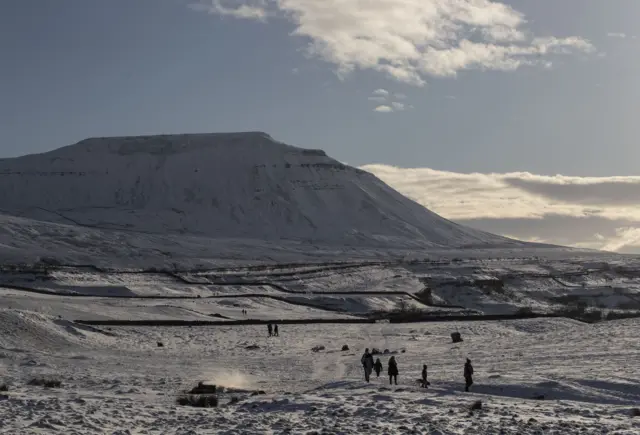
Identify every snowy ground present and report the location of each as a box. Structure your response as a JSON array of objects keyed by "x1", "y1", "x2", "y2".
[{"x1": 0, "y1": 312, "x2": 639, "y2": 434}]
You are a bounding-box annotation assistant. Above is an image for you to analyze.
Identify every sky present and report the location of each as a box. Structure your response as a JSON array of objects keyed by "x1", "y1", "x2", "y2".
[{"x1": 1, "y1": 0, "x2": 639, "y2": 253}]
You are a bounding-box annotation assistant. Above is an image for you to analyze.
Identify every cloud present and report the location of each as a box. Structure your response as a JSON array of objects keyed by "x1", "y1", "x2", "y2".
[
  {"x1": 374, "y1": 105, "x2": 393, "y2": 113},
  {"x1": 391, "y1": 102, "x2": 406, "y2": 111},
  {"x1": 190, "y1": 0, "x2": 594, "y2": 85},
  {"x1": 607, "y1": 32, "x2": 627, "y2": 39},
  {"x1": 361, "y1": 164, "x2": 640, "y2": 253},
  {"x1": 394, "y1": 93, "x2": 407, "y2": 100},
  {"x1": 189, "y1": 0, "x2": 269, "y2": 20},
  {"x1": 372, "y1": 89, "x2": 389, "y2": 96}
]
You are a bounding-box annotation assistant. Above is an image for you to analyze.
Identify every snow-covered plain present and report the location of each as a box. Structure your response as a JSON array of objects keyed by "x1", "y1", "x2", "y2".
[
  {"x1": 1, "y1": 133, "x2": 639, "y2": 433},
  {"x1": 0, "y1": 311, "x2": 638, "y2": 434}
]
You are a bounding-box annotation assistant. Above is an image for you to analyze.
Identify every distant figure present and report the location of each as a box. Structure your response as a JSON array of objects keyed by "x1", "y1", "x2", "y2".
[
  {"x1": 267, "y1": 323, "x2": 273, "y2": 337},
  {"x1": 374, "y1": 358, "x2": 383, "y2": 378},
  {"x1": 421, "y1": 364, "x2": 430, "y2": 388},
  {"x1": 464, "y1": 358, "x2": 474, "y2": 392},
  {"x1": 274, "y1": 324, "x2": 279, "y2": 336},
  {"x1": 388, "y1": 356, "x2": 399, "y2": 385},
  {"x1": 361, "y1": 348, "x2": 374, "y2": 382}
]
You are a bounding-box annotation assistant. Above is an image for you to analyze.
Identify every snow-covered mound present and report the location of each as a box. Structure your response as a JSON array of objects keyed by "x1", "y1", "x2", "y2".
[{"x1": 0, "y1": 132, "x2": 517, "y2": 249}]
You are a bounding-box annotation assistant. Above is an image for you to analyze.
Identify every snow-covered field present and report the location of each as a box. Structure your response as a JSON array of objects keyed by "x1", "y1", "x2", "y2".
[{"x1": 0, "y1": 312, "x2": 638, "y2": 434}]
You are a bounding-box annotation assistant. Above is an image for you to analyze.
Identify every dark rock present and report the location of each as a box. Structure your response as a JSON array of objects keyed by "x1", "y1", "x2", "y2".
[
  {"x1": 630, "y1": 408, "x2": 640, "y2": 417},
  {"x1": 341, "y1": 345, "x2": 349, "y2": 351},
  {"x1": 371, "y1": 348, "x2": 381, "y2": 355},
  {"x1": 157, "y1": 342, "x2": 164, "y2": 347},
  {"x1": 311, "y1": 345, "x2": 325, "y2": 352},
  {"x1": 383, "y1": 349, "x2": 390, "y2": 354},
  {"x1": 451, "y1": 332, "x2": 463, "y2": 343},
  {"x1": 245, "y1": 344, "x2": 260, "y2": 350},
  {"x1": 250, "y1": 390, "x2": 266, "y2": 396}
]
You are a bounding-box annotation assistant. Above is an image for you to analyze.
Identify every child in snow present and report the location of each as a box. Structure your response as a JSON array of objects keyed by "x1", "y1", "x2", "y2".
[
  {"x1": 388, "y1": 356, "x2": 399, "y2": 385},
  {"x1": 374, "y1": 358, "x2": 383, "y2": 378}
]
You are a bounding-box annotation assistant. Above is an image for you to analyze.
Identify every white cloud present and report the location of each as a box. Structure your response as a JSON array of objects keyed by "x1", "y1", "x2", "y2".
[
  {"x1": 394, "y1": 93, "x2": 407, "y2": 100},
  {"x1": 607, "y1": 32, "x2": 627, "y2": 39},
  {"x1": 189, "y1": 0, "x2": 269, "y2": 20},
  {"x1": 374, "y1": 105, "x2": 393, "y2": 113},
  {"x1": 360, "y1": 164, "x2": 640, "y2": 252},
  {"x1": 372, "y1": 89, "x2": 389, "y2": 96},
  {"x1": 191, "y1": 0, "x2": 594, "y2": 85},
  {"x1": 391, "y1": 102, "x2": 406, "y2": 111}
]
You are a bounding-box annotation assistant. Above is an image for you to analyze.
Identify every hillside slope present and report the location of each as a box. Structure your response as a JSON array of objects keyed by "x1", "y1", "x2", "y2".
[{"x1": 0, "y1": 132, "x2": 519, "y2": 254}]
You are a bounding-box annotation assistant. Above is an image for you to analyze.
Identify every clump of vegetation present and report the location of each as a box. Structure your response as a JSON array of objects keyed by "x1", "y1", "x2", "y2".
[
  {"x1": 28, "y1": 377, "x2": 62, "y2": 388},
  {"x1": 176, "y1": 394, "x2": 218, "y2": 408}
]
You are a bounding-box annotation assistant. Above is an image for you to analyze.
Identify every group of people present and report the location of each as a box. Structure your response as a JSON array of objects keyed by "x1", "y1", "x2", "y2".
[
  {"x1": 267, "y1": 323, "x2": 279, "y2": 337},
  {"x1": 360, "y1": 348, "x2": 475, "y2": 392}
]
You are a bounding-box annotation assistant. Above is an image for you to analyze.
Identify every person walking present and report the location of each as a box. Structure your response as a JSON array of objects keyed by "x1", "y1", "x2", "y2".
[
  {"x1": 464, "y1": 358, "x2": 474, "y2": 392},
  {"x1": 421, "y1": 364, "x2": 430, "y2": 388},
  {"x1": 267, "y1": 323, "x2": 273, "y2": 337},
  {"x1": 388, "y1": 356, "x2": 399, "y2": 385},
  {"x1": 274, "y1": 324, "x2": 279, "y2": 337},
  {"x1": 361, "y1": 348, "x2": 374, "y2": 382},
  {"x1": 374, "y1": 358, "x2": 383, "y2": 378}
]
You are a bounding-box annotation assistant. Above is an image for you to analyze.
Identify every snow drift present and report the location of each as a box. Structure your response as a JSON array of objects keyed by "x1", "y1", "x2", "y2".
[{"x1": 0, "y1": 132, "x2": 516, "y2": 250}]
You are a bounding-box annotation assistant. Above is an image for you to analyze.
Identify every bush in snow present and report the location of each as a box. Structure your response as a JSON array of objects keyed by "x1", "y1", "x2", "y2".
[
  {"x1": 0, "y1": 384, "x2": 7, "y2": 392},
  {"x1": 311, "y1": 345, "x2": 325, "y2": 352},
  {"x1": 157, "y1": 342, "x2": 164, "y2": 348},
  {"x1": 28, "y1": 377, "x2": 62, "y2": 388},
  {"x1": 341, "y1": 345, "x2": 349, "y2": 351},
  {"x1": 451, "y1": 332, "x2": 463, "y2": 343},
  {"x1": 176, "y1": 394, "x2": 218, "y2": 408}
]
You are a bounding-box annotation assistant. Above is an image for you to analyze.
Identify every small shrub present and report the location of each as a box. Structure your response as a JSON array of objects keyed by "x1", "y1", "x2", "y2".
[
  {"x1": 470, "y1": 400, "x2": 482, "y2": 411},
  {"x1": 176, "y1": 394, "x2": 218, "y2": 408},
  {"x1": 451, "y1": 332, "x2": 463, "y2": 343},
  {"x1": 516, "y1": 306, "x2": 533, "y2": 315},
  {"x1": 189, "y1": 382, "x2": 217, "y2": 395},
  {"x1": 157, "y1": 342, "x2": 164, "y2": 348},
  {"x1": 245, "y1": 344, "x2": 260, "y2": 350},
  {"x1": 0, "y1": 384, "x2": 7, "y2": 392},
  {"x1": 341, "y1": 345, "x2": 349, "y2": 351},
  {"x1": 28, "y1": 377, "x2": 62, "y2": 388},
  {"x1": 311, "y1": 345, "x2": 325, "y2": 352}
]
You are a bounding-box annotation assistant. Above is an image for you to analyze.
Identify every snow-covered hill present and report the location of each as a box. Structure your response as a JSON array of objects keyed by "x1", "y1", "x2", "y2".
[{"x1": 0, "y1": 132, "x2": 517, "y2": 247}]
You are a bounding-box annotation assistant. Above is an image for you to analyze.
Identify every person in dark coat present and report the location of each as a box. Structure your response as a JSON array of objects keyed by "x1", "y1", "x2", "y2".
[
  {"x1": 388, "y1": 356, "x2": 399, "y2": 385},
  {"x1": 421, "y1": 364, "x2": 430, "y2": 388},
  {"x1": 374, "y1": 358, "x2": 383, "y2": 378},
  {"x1": 464, "y1": 358, "x2": 474, "y2": 392},
  {"x1": 361, "y1": 348, "x2": 374, "y2": 382},
  {"x1": 274, "y1": 324, "x2": 279, "y2": 336},
  {"x1": 267, "y1": 323, "x2": 273, "y2": 337}
]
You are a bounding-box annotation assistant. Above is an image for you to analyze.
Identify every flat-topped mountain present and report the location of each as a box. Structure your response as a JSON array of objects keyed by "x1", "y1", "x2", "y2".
[{"x1": 0, "y1": 132, "x2": 515, "y2": 247}]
